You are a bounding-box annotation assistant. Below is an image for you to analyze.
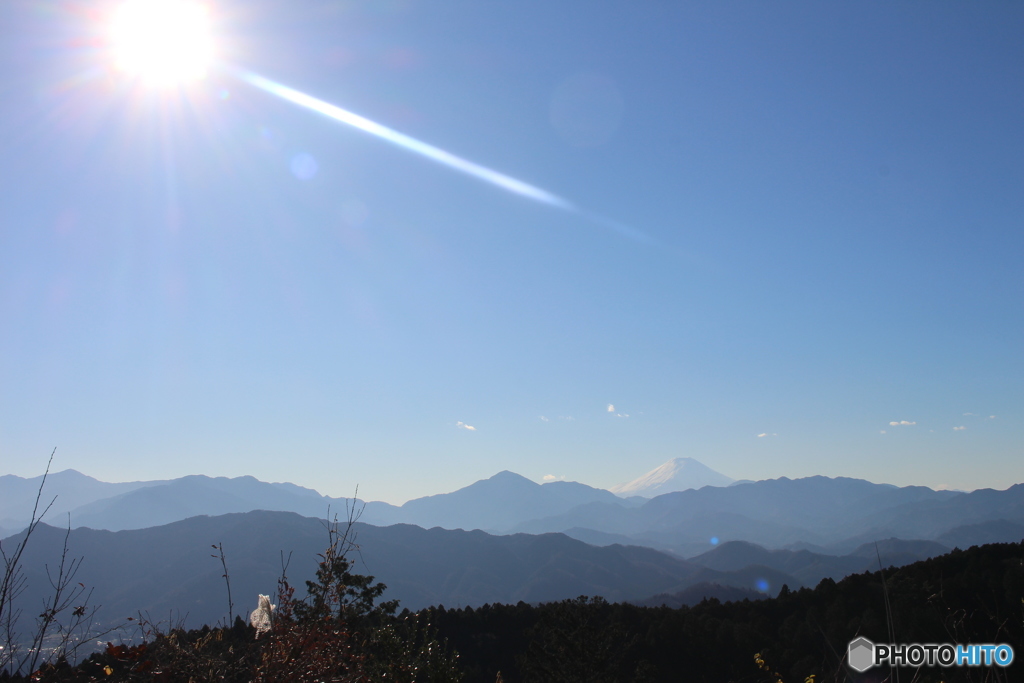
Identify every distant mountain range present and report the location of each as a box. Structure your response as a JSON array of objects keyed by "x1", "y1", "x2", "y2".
[
  {"x1": 511, "y1": 477, "x2": 1024, "y2": 555},
  {"x1": 0, "y1": 469, "x2": 636, "y2": 535},
  {"x1": 0, "y1": 471, "x2": 350, "y2": 533},
  {"x1": 0, "y1": 469, "x2": 161, "y2": 533},
  {"x1": 4, "y1": 467, "x2": 1023, "y2": 560},
  {"x1": 610, "y1": 457, "x2": 734, "y2": 497},
  {"x1": 3, "y1": 454, "x2": 730, "y2": 534}
]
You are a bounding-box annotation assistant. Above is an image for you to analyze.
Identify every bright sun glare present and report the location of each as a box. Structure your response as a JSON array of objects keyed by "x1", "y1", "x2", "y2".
[{"x1": 110, "y1": 0, "x2": 213, "y2": 85}]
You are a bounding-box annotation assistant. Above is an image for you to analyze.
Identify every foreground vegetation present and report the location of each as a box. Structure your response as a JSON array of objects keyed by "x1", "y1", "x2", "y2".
[{"x1": 3, "y1": 539, "x2": 1018, "y2": 682}]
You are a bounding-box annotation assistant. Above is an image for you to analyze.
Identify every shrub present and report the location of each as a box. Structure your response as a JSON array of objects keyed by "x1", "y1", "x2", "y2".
[{"x1": 254, "y1": 511, "x2": 462, "y2": 682}]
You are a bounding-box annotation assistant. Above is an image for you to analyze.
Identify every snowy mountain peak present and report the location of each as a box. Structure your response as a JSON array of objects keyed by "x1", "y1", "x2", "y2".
[{"x1": 610, "y1": 457, "x2": 734, "y2": 497}]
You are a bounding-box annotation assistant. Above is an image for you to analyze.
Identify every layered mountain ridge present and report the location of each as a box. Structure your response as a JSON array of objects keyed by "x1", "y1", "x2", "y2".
[
  {"x1": 3, "y1": 466, "x2": 1023, "y2": 557},
  {"x1": 4, "y1": 463, "x2": 1022, "y2": 639},
  {"x1": 4, "y1": 510, "x2": 963, "y2": 633}
]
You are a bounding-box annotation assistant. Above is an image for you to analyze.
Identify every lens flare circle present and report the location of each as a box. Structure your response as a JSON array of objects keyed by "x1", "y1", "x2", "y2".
[{"x1": 110, "y1": 0, "x2": 212, "y2": 85}]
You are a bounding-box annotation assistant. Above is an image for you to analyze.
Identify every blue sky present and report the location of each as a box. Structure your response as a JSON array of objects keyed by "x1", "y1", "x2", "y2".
[{"x1": 1, "y1": 0, "x2": 1021, "y2": 503}]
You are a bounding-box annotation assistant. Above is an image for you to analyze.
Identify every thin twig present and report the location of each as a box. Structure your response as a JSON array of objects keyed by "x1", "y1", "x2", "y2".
[
  {"x1": 0, "y1": 448, "x2": 58, "y2": 674},
  {"x1": 211, "y1": 542, "x2": 234, "y2": 626}
]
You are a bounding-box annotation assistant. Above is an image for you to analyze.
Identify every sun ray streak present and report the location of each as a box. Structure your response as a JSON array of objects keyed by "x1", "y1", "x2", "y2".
[
  {"x1": 233, "y1": 69, "x2": 653, "y2": 244},
  {"x1": 238, "y1": 70, "x2": 572, "y2": 208}
]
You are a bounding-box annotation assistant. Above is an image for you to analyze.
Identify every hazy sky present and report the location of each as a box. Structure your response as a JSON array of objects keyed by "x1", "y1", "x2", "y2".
[{"x1": 1, "y1": 0, "x2": 1021, "y2": 504}]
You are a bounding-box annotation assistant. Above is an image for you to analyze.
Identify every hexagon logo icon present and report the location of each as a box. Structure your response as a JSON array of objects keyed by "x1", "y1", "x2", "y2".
[{"x1": 847, "y1": 637, "x2": 875, "y2": 672}]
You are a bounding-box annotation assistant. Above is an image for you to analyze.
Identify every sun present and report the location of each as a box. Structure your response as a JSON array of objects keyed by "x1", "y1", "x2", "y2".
[{"x1": 109, "y1": 0, "x2": 213, "y2": 85}]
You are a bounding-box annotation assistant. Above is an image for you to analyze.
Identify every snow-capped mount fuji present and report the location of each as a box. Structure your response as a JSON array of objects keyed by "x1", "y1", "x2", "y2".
[{"x1": 610, "y1": 457, "x2": 734, "y2": 497}]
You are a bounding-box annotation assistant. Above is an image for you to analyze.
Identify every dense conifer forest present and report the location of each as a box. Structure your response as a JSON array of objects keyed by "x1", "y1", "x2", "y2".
[{"x1": 427, "y1": 540, "x2": 1023, "y2": 681}]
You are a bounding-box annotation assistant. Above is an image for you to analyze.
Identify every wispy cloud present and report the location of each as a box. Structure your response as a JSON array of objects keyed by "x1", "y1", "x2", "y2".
[
  {"x1": 989, "y1": 415, "x2": 997, "y2": 419},
  {"x1": 607, "y1": 404, "x2": 615, "y2": 413},
  {"x1": 953, "y1": 426, "x2": 966, "y2": 431},
  {"x1": 889, "y1": 420, "x2": 916, "y2": 426},
  {"x1": 542, "y1": 474, "x2": 566, "y2": 482},
  {"x1": 539, "y1": 416, "x2": 550, "y2": 422},
  {"x1": 757, "y1": 433, "x2": 778, "y2": 438},
  {"x1": 963, "y1": 412, "x2": 977, "y2": 416},
  {"x1": 880, "y1": 430, "x2": 886, "y2": 434},
  {"x1": 456, "y1": 421, "x2": 476, "y2": 431}
]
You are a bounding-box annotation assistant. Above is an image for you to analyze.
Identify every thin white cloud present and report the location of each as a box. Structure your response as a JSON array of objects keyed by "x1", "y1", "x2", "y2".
[
  {"x1": 989, "y1": 415, "x2": 996, "y2": 419},
  {"x1": 559, "y1": 415, "x2": 574, "y2": 421},
  {"x1": 953, "y1": 426, "x2": 966, "y2": 431},
  {"x1": 616, "y1": 413, "x2": 630, "y2": 418},
  {"x1": 607, "y1": 404, "x2": 615, "y2": 413},
  {"x1": 456, "y1": 421, "x2": 476, "y2": 431},
  {"x1": 542, "y1": 474, "x2": 566, "y2": 482},
  {"x1": 880, "y1": 430, "x2": 886, "y2": 434},
  {"x1": 889, "y1": 420, "x2": 916, "y2": 426},
  {"x1": 757, "y1": 432, "x2": 777, "y2": 438},
  {"x1": 539, "y1": 416, "x2": 550, "y2": 422},
  {"x1": 963, "y1": 412, "x2": 977, "y2": 416}
]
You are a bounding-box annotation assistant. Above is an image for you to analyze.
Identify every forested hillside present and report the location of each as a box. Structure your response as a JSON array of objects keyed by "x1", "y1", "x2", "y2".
[{"x1": 426, "y1": 541, "x2": 1023, "y2": 682}]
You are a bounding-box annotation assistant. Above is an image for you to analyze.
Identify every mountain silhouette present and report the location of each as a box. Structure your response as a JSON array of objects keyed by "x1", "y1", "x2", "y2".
[
  {"x1": 0, "y1": 469, "x2": 160, "y2": 531},
  {"x1": 6, "y1": 470, "x2": 627, "y2": 536},
  {"x1": 5, "y1": 470, "x2": 1022, "y2": 563},
  {"x1": 361, "y1": 470, "x2": 628, "y2": 532}
]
